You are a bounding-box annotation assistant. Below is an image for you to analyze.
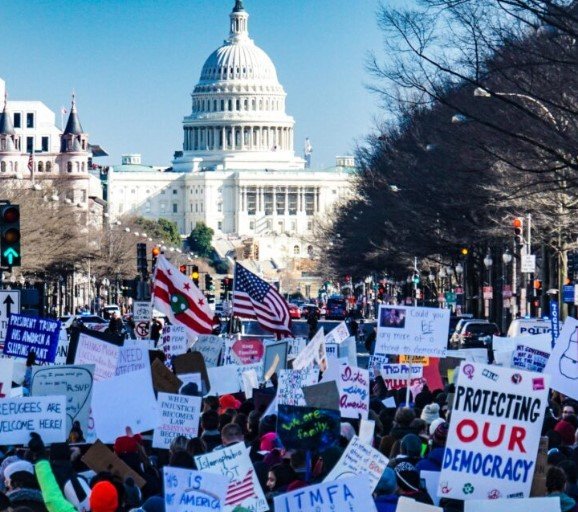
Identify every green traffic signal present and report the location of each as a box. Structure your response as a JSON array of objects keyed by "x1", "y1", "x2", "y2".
[{"x1": 0, "y1": 204, "x2": 21, "y2": 268}]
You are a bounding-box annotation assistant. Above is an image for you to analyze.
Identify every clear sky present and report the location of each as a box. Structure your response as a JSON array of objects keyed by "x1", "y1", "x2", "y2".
[{"x1": 0, "y1": 0, "x2": 392, "y2": 169}]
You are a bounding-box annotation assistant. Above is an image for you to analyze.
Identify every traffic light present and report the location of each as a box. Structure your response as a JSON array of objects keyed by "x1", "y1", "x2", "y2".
[
  {"x1": 513, "y1": 217, "x2": 524, "y2": 246},
  {"x1": 136, "y1": 243, "x2": 147, "y2": 277},
  {"x1": 191, "y1": 265, "x2": 199, "y2": 286},
  {"x1": 460, "y1": 248, "x2": 469, "y2": 256},
  {"x1": 0, "y1": 204, "x2": 21, "y2": 268},
  {"x1": 205, "y1": 274, "x2": 214, "y2": 291},
  {"x1": 151, "y1": 246, "x2": 161, "y2": 273}
]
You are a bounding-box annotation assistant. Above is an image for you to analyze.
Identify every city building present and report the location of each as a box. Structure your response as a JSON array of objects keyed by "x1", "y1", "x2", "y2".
[{"x1": 105, "y1": 0, "x2": 354, "y2": 288}]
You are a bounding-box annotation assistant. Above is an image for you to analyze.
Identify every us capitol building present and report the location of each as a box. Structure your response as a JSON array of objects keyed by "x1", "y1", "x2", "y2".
[{"x1": 106, "y1": 1, "x2": 354, "y2": 284}]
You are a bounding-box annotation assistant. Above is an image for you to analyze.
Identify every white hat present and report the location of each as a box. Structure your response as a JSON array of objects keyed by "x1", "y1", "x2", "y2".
[
  {"x1": 429, "y1": 417, "x2": 445, "y2": 436},
  {"x1": 64, "y1": 475, "x2": 91, "y2": 512},
  {"x1": 4, "y1": 460, "x2": 34, "y2": 480},
  {"x1": 420, "y1": 403, "x2": 440, "y2": 425}
]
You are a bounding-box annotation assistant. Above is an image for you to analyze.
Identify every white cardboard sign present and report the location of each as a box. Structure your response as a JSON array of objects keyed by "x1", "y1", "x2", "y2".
[
  {"x1": 153, "y1": 393, "x2": 202, "y2": 449},
  {"x1": 292, "y1": 328, "x2": 325, "y2": 370},
  {"x1": 543, "y1": 316, "x2": 578, "y2": 400},
  {"x1": 376, "y1": 305, "x2": 450, "y2": 357},
  {"x1": 277, "y1": 368, "x2": 319, "y2": 406},
  {"x1": 74, "y1": 333, "x2": 120, "y2": 381},
  {"x1": 338, "y1": 365, "x2": 369, "y2": 419},
  {"x1": 465, "y1": 497, "x2": 560, "y2": 512},
  {"x1": 163, "y1": 466, "x2": 229, "y2": 512},
  {"x1": 191, "y1": 335, "x2": 222, "y2": 368},
  {"x1": 438, "y1": 361, "x2": 549, "y2": 501},
  {"x1": 325, "y1": 321, "x2": 350, "y2": 344},
  {"x1": 396, "y1": 496, "x2": 442, "y2": 511}
]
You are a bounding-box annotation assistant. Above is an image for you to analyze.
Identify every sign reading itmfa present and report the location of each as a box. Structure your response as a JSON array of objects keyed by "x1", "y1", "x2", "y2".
[{"x1": 0, "y1": 291, "x2": 20, "y2": 343}]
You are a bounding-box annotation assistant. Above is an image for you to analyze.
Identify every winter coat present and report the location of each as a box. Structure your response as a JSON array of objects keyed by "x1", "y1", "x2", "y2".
[{"x1": 34, "y1": 459, "x2": 77, "y2": 512}]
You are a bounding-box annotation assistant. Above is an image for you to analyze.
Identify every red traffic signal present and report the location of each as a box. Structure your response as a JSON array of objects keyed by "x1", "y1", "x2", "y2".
[{"x1": 179, "y1": 264, "x2": 187, "y2": 274}]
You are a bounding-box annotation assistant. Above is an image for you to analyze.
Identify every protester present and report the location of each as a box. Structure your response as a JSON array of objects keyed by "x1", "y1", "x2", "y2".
[
  {"x1": 373, "y1": 467, "x2": 399, "y2": 512},
  {"x1": 394, "y1": 461, "x2": 434, "y2": 505},
  {"x1": 546, "y1": 466, "x2": 578, "y2": 512}
]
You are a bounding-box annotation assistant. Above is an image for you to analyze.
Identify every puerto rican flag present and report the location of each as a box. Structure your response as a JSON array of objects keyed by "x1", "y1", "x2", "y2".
[{"x1": 152, "y1": 255, "x2": 213, "y2": 335}]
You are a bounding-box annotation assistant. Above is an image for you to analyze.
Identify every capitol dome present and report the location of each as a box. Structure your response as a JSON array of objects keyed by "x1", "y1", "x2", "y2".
[{"x1": 173, "y1": 0, "x2": 304, "y2": 172}]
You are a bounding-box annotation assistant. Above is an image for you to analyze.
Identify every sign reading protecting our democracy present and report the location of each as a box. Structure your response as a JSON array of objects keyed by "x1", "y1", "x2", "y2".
[
  {"x1": 438, "y1": 361, "x2": 550, "y2": 501},
  {"x1": 376, "y1": 306, "x2": 450, "y2": 357},
  {"x1": 153, "y1": 393, "x2": 202, "y2": 449},
  {"x1": 74, "y1": 333, "x2": 120, "y2": 381},
  {"x1": 338, "y1": 365, "x2": 369, "y2": 420},
  {"x1": 324, "y1": 436, "x2": 389, "y2": 491},
  {"x1": 543, "y1": 317, "x2": 578, "y2": 401},
  {"x1": 30, "y1": 364, "x2": 94, "y2": 434},
  {"x1": 274, "y1": 476, "x2": 377, "y2": 512},
  {"x1": 277, "y1": 368, "x2": 319, "y2": 406},
  {"x1": 3, "y1": 314, "x2": 60, "y2": 363},
  {"x1": 0, "y1": 396, "x2": 66, "y2": 444},
  {"x1": 277, "y1": 405, "x2": 340, "y2": 452},
  {"x1": 163, "y1": 466, "x2": 229, "y2": 512},
  {"x1": 195, "y1": 442, "x2": 268, "y2": 512}
]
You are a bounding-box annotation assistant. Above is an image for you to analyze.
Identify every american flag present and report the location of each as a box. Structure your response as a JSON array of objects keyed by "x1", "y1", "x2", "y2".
[
  {"x1": 232, "y1": 263, "x2": 291, "y2": 336},
  {"x1": 224, "y1": 469, "x2": 255, "y2": 506},
  {"x1": 152, "y1": 255, "x2": 213, "y2": 336},
  {"x1": 27, "y1": 152, "x2": 34, "y2": 172}
]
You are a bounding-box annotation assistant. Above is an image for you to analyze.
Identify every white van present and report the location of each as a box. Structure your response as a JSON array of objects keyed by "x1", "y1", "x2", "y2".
[{"x1": 507, "y1": 318, "x2": 557, "y2": 337}]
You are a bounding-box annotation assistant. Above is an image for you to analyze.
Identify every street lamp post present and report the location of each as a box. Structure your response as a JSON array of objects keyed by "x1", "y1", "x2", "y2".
[
  {"x1": 483, "y1": 249, "x2": 493, "y2": 320},
  {"x1": 502, "y1": 248, "x2": 513, "y2": 332}
]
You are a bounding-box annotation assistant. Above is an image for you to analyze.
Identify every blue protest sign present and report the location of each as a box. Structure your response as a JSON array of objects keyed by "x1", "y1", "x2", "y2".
[
  {"x1": 550, "y1": 300, "x2": 560, "y2": 347},
  {"x1": 3, "y1": 314, "x2": 60, "y2": 363},
  {"x1": 277, "y1": 404, "x2": 340, "y2": 452}
]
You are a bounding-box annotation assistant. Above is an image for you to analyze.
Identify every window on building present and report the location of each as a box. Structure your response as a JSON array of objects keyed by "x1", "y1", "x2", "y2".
[
  {"x1": 173, "y1": 189, "x2": 177, "y2": 195},
  {"x1": 0, "y1": 162, "x2": 5, "y2": 172},
  {"x1": 41, "y1": 137, "x2": 49, "y2": 152},
  {"x1": 307, "y1": 220, "x2": 313, "y2": 231},
  {"x1": 81, "y1": 190, "x2": 87, "y2": 203},
  {"x1": 305, "y1": 188, "x2": 315, "y2": 215},
  {"x1": 13, "y1": 113, "x2": 21, "y2": 128},
  {"x1": 45, "y1": 161, "x2": 52, "y2": 172},
  {"x1": 218, "y1": 221, "x2": 222, "y2": 230},
  {"x1": 160, "y1": 202, "x2": 166, "y2": 212},
  {"x1": 247, "y1": 187, "x2": 256, "y2": 215},
  {"x1": 26, "y1": 113, "x2": 34, "y2": 128},
  {"x1": 131, "y1": 189, "x2": 136, "y2": 194},
  {"x1": 145, "y1": 201, "x2": 151, "y2": 212},
  {"x1": 276, "y1": 187, "x2": 286, "y2": 215},
  {"x1": 217, "y1": 203, "x2": 222, "y2": 212},
  {"x1": 67, "y1": 161, "x2": 72, "y2": 173},
  {"x1": 288, "y1": 187, "x2": 298, "y2": 215},
  {"x1": 118, "y1": 204, "x2": 124, "y2": 213},
  {"x1": 293, "y1": 245, "x2": 300, "y2": 255},
  {"x1": 161, "y1": 189, "x2": 165, "y2": 195},
  {"x1": 249, "y1": 221, "x2": 255, "y2": 230},
  {"x1": 264, "y1": 187, "x2": 273, "y2": 215},
  {"x1": 26, "y1": 137, "x2": 34, "y2": 154},
  {"x1": 277, "y1": 220, "x2": 284, "y2": 232},
  {"x1": 173, "y1": 203, "x2": 178, "y2": 213},
  {"x1": 190, "y1": 203, "x2": 193, "y2": 213},
  {"x1": 307, "y1": 245, "x2": 314, "y2": 256},
  {"x1": 291, "y1": 221, "x2": 297, "y2": 231},
  {"x1": 38, "y1": 161, "x2": 43, "y2": 172}
]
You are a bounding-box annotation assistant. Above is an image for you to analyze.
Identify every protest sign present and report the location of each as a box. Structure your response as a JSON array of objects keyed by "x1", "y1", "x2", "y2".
[
  {"x1": 173, "y1": 352, "x2": 209, "y2": 394},
  {"x1": 179, "y1": 373, "x2": 202, "y2": 391},
  {"x1": 164, "y1": 466, "x2": 228, "y2": 512},
  {"x1": 512, "y1": 344, "x2": 550, "y2": 373},
  {"x1": 399, "y1": 355, "x2": 430, "y2": 364},
  {"x1": 274, "y1": 476, "x2": 377, "y2": 512},
  {"x1": 235, "y1": 362, "x2": 263, "y2": 389},
  {"x1": 302, "y1": 380, "x2": 340, "y2": 411},
  {"x1": 92, "y1": 365, "x2": 158, "y2": 443},
  {"x1": 277, "y1": 368, "x2": 319, "y2": 406},
  {"x1": 376, "y1": 305, "x2": 450, "y2": 357},
  {"x1": 422, "y1": 471, "x2": 441, "y2": 506},
  {"x1": 116, "y1": 342, "x2": 147, "y2": 376},
  {"x1": 3, "y1": 314, "x2": 60, "y2": 363},
  {"x1": 359, "y1": 419, "x2": 375, "y2": 446},
  {"x1": 325, "y1": 343, "x2": 339, "y2": 360},
  {"x1": 263, "y1": 341, "x2": 287, "y2": 376},
  {"x1": 325, "y1": 321, "x2": 350, "y2": 344},
  {"x1": 438, "y1": 361, "x2": 549, "y2": 500},
  {"x1": 241, "y1": 369, "x2": 258, "y2": 399},
  {"x1": 324, "y1": 436, "x2": 388, "y2": 491},
  {"x1": 543, "y1": 316, "x2": 578, "y2": 400},
  {"x1": 382, "y1": 396, "x2": 396, "y2": 408},
  {"x1": 161, "y1": 325, "x2": 187, "y2": 368},
  {"x1": 195, "y1": 442, "x2": 268, "y2": 512},
  {"x1": 231, "y1": 337, "x2": 265, "y2": 364},
  {"x1": 380, "y1": 363, "x2": 423, "y2": 378},
  {"x1": 82, "y1": 440, "x2": 146, "y2": 488},
  {"x1": 0, "y1": 395, "x2": 66, "y2": 445},
  {"x1": 292, "y1": 328, "x2": 324, "y2": 370},
  {"x1": 153, "y1": 393, "x2": 202, "y2": 449},
  {"x1": 338, "y1": 336, "x2": 357, "y2": 367},
  {"x1": 338, "y1": 365, "x2": 369, "y2": 419},
  {"x1": 30, "y1": 364, "x2": 94, "y2": 433},
  {"x1": 151, "y1": 359, "x2": 182, "y2": 394},
  {"x1": 286, "y1": 337, "x2": 306, "y2": 360},
  {"x1": 464, "y1": 497, "x2": 560, "y2": 512},
  {"x1": 206, "y1": 365, "x2": 242, "y2": 395},
  {"x1": 74, "y1": 333, "x2": 120, "y2": 381},
  {"x1": 396, "y1": 497, "x2": 442, "y2": 511},
  {"x1": 53, "y1": 329, "x2": 70, "y2": 365},
  {"x1": 0, "y1": 358, "x2": 13, "y2": 398},
  {"x1": 530, "y1": 436, "x2": 548, "y2": 497},
  {"x1": 368, "y1": 354, "x2": 390, "y2": 379},
  {"x1": 277, "y1": 405, "x2": 340, "y2": 451},
  {"x1": 191, "y1": 335, "x2": 222, "y2": 368},
  {"x1": 264, "y1": 354, "x2": 280, "y2": 381}
]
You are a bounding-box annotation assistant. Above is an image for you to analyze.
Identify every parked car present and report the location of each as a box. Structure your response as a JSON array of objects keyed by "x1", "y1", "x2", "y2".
[
  {"x1": 288, "y1": 303, "x2": 302, "y2": 320},
  {"x1": 449, "y1": 318, "x2": 488, "y2": 347},
  {"x1": 61, "y1": 314, "x2": 109, "y2": 333},
  {"x1": 101, "y1": 304, "x2": 121, "y2": 320},
  {"x1": 454, "y1": 321, "x2": 501, "y2": 348},
  {"x1": 301, "y1": 303, "x2": 321, "y2": 318},
  {"x1": 325, "y1": 297, "x2": 347, "y2": 320}
]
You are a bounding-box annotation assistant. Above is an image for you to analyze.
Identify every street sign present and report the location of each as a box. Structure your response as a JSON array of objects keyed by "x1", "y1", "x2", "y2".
[
  {"x1": 444, "y1": 291, "x2": 457, "y2": 304},
  {"x1": 502, "y1": 285, "x2": 512, "y2": 298},
  {"x1": 135, "y1": 321, "x2": 150, "y2": 339},
  {"x1": 521, "y1": 253, "x2": 536, "y2": 273},
  {"x1": 0, "y1": 291, "x2": 20, "y2": 343},
  {"x1": 563, "y1": 285, "x2": 575, "y2": 303},
  {"x1": 483, "y1": 286, "x2": 493, "y2": 299},
  {"x1": 133, "y1": 301, "x2": 152, "y2": 322}
]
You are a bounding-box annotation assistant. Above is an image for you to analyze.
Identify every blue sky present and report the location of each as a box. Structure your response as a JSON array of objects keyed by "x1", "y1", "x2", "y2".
[{"x1": 0, "y1": 0, "x2": 393, "y2": 169}]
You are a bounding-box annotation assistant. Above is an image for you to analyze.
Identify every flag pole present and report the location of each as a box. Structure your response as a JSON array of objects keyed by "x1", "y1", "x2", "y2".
[{"x1": 228, "y1": 260, "x2": 237, "y2": 335}]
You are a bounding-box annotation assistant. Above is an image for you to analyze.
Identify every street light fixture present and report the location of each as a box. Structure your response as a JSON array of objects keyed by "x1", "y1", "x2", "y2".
[
  {"x1": 428, "y1": 272, "x2": 435, "y2": 282},
  {"x1": 483, "y1": 251, "x2": 493, "y2": 268},
  {"x1": 446, "y1": 266, "x2": 454, "y2": 276},
  {"x1": 438, "y1": 267, "x2": 447, "y2": 279},
  {"x1": 455, "y1": 263, "x2": 464, "y2": 275},
  {"x1": 502, "y1": 249, "x2": 513, "y2": 264}
]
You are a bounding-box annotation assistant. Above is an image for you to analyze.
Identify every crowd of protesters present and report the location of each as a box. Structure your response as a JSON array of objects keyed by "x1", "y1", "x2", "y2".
[{"x1": 1, "y1": 353, "x2": 578, "y2": 512}]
